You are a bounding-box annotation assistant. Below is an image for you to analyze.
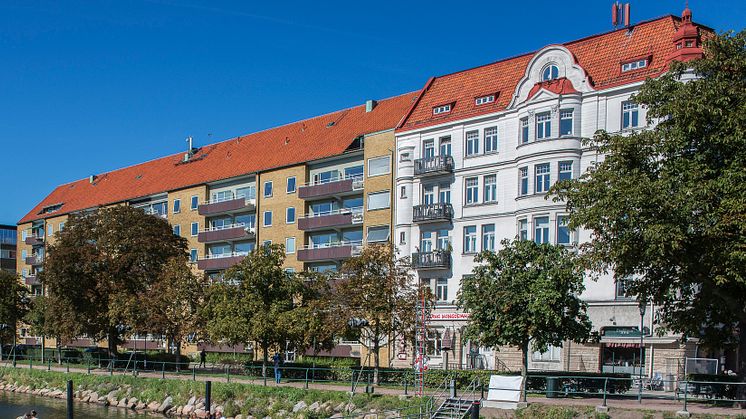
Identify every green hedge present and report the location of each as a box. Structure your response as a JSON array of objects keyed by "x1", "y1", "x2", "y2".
[{"x1": 686, "y1": 374, "x2": 742, "y2": 400}]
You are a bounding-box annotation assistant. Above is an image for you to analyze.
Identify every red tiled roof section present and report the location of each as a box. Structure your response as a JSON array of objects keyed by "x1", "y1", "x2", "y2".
[
  {"x1": 527, "y1": 77, "x2": 579, "y2": 100},
  {"x1": 20, "y1": 92, "x2": 418, "y2": 224},
  {"x1": 397, "y1": 15, "x2": 711, "y2": 133}
]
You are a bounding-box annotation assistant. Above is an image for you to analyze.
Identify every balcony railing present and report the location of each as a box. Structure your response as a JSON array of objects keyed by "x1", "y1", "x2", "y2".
[
  {"x1": 196, "y1": 251, "x2": 248, "y2": 271},
  {"x1": 412, "y1": 250, "x2": 451, "y2": 270},
  {"x1": 414, "y1": 155, "x2": 454, "y2": 176},
  {"x1": 24, "y1": 235, "x2": 44, "y2": 246},
  {"x1": 25, "y1": 255, "x2": 44, "y2": 265},
  {"x1": 298, "y1": 176, "x2": 363, "y2": 200},
  {"x1": 25, "y1": 275, "x2": 40, "y2": 286},
  {"x1": 297, "y1": 241, "x2": 362, "y2": 262},
  {"x1": 198, "y1": 223, "x2": 256, "y2": 243},
  {"x1": 297, "y1": 207, "x2": 363, "y2": 231},
  {"x1": 413, "y1": 203, "x2": 454, "y2": 223},
  {"x1": 198, "y1": 196, "x2": 256, "y2": 216},
  {"x1": 143, "y1": 208, "x2": 168, "y2": 219}
]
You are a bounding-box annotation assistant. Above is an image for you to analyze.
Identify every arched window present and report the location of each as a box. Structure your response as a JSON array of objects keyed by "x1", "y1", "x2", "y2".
[{"x1": 542, "y1": 64, "x2": 559, "y2": 81}]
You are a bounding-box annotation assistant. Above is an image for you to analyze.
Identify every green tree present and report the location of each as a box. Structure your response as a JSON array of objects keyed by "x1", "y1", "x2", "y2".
[
  {"x1": 145, "y1": 257, "x2": 206, "y2": 357},
  {"x1": 334, "y1": 244, "x2": 419, "y2": 384},
  {"x1": 551, "y1": 32, "x2": 746, "y2": 377},
  {"x1": 204, "y1": 244, "x2": 304, "y2": 373},
  {"x1": 41, "y1": 206, "x2": 187, "y2": 355},
  {"x1": 458, "y1": 239, "x2": 591, "y2": 401},
  {"x1": 0, "y1": 271, "x2": 29, "y2": 353}
]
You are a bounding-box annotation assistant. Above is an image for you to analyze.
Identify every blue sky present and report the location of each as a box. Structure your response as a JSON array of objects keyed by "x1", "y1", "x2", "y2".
[{"x1": 1, "y1": 0, "x2": 743, "y2": 225}]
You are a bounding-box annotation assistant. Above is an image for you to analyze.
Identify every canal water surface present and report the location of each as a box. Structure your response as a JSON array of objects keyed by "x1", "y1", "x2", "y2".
[{"x1": 0, "y1": 390, "x2": 152, "y2": 418}]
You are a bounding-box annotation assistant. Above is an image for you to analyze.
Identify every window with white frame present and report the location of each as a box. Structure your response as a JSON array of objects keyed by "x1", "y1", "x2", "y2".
[
  {"x1": 263, "y1": 211, "x2": 273, "y2": 226},
  {"x1": 615, "y1": 276, "x2": 634, "y2": 300},
  {"x1": 173, "y1": 225, "x2": 181, "y2": 236},
  {"x1": 484, "y1": 126, "x2": 498, "y2": 153},
  {"x1": 557, "y1": 215, "x2": 572, "y2": 246},
  {"x1": 285, "y1": 237, "x2": 296, "y2": 254},
  {"x1": 465, "y1": 130, "x2": 479, "y2": 156},
  {"x1": 436, "y1": 229, "x2": 450, "y2": 250},
  {"x1": 191, "y1": 195, "x2": 199, "y2": 210},
  {"x1": 555, "y1": 162, "x2": 572, "y2": 182},
  {"x1": 518, "y1": 219, "x2": 529, "y2": 241},
  {"x1": 482, "y1": 224, "x2": 495, "y2": 252},
  {"x1": 534, "y1": 216, "x2": 550, "y2": 244},
  {"x1": 621, "y1": 59, "x2": 647, "y2": 72},
  {"x1": 286, "y1": 177, "x2": 296, "y2": 193},
  {"x1": 400, "y1": 186, "x2": 407, "y2": 199},
  {"x1": 367, "y1": 225, "x2": 390, "y2": 243},
  {"x1": 536, "y1": 112, "x2": 551, "y2": 139},
  {"x1": 520, "y1": 117, "x2": 529, "y2": 144},
  {"x1": 435, "y1": 279, "x2": 448, "y2": 302},
  {"x1": 533, "y1": 345, "x2": 561, "y2": 362},
  {"x1": 423, "y1": 184, "x2": 435, "y2": 205},
  {"x1": 439, "y1": 183, "x2": 451, "y2": 204},
  {"x1": 191, "y1": 222, "x2": 199, "y2": 236},
  {"x1": 439, "y1": 136, "x2": 452, "y2": 156},
  {"x1": 542, "y1": 64, "x2": 559, "y2": 81},
  {"x1": 286, "y1": 207, "x2": 296, "y2": 224},
  {"x1": 464, "y1": 226, "x2": 477, "y2": 253},
  {"x1": 475, "y1": 94, "x2": 495, "y2": 105},
  {"x1": 173, "y1": 199, "x2": 181, "y2": 213},
  {"x1": 399, "y1": 231, "x2": 406, "y2": 245},
  {"x1": 420, "y1": 231, "x2": 433, "y2": 252},
  {"x1": 367, "y1": 191, "x2": 390, "y2": 210},
  {"x1": 433, "y1": 104, "x2": 452, "y2": 115},
  {"x1": 560, "y1": 109, "x2": 573, "y2": 136},
  {"x1": 483, "y1": 174, "x2": 497, "y2": 203},
  {"x1": 47, "y1": 224, "x2": 53, "y2": 237},
  {"x1": 190, "y1": 249, "x2": 198, "y2": 262},
  {"x1": 535, "y1": 163, "x2": 550, "y2": 193},
  {"x1": 622, "y1": 101, "x2": 639, "y2": 129},
  {"x1": 264, "y1": 181, "x2": 274, "y2": 197},
  {"x1": 465, "y1": 177, "x2": 479, "y2": 205},
  {"x1": 59, "y1": 222, "x2": 65, "y2": 231},
  {"x1": 423, "y1": 139, "x2": 435, "y2": 159},
  {"x1": 519, "y1": 167, "x2": 529, "y2": 196},
  {"x1": 368, "y1": 156, "x2": 391, "y2": 177}
]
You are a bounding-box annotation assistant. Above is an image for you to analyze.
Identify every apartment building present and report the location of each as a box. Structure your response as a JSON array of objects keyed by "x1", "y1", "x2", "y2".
[
  {"x1": 393, "y1": 10, "x2": 709, "y2": 378},
  {"x1": 0, "y1": 224, "x2": 17, "y2": 274},
  {"x1": 16, "y1": 93, "x2": 417, "y2": 354}
]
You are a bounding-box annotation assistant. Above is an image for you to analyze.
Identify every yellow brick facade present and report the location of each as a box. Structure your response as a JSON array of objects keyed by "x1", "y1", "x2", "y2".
[
  {"x1": 362, "y1": 130, "x2": 395, "y2": 243},
  {"x1": 167, "y1": 184, "x2": 208, "y2": 266}
]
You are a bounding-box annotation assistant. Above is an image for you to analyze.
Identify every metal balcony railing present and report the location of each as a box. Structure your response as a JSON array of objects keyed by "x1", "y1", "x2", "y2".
[
  {"x1": 414, "y1": 155, "x2": 454, "y2": 176},
  {"x1": 413, "y1": 203, "x2": 454, "y2": 223},
  {"x1": 412, "y1": 250, "x2": 451, "y2": 269}
]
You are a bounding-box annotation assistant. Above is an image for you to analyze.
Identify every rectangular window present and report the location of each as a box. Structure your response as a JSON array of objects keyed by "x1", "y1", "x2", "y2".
[
  {"x1": 465, "y1": 177, "x2": 479, "y2": 205},
  {"x1": 534, "y1": 216, "x2": 550, "y2": 244},
  {"x1": 536, "y1": 112, "x2": 551, "y2": 139},
  {"x1": 400, "y1": 186, "x2": 407, "y2": 199},
  {"x1": 399, "y1": 231, "x2": 406, "y2": 245},
  {"x1": 433, "y1": 104, "x2": 451, "y2": 115},
  {"x1": 22, "y1": 250, "x2": 27, "y2": 259},
  {"x1": 518, "y1": 219, "x2": 528, "y2": 241},
  {"x1": 483, "y1": 175, "x2": 497, "y2": 203},
  {"x1": 285, "y1": 237, "x2": 296, "y2": 254},
  {"x1": 286, "y1": 177, "x2": 296, "y2": 193},
  {"x1": 484, "y1": 126, "x2": 498, "y2": 153},
  {"x1": 439, "y1": 183, "x2": 451, "y2": 204},
  {"x1": 59, "y1": 222, "x2": 65, "y2": 231},
  {"x1": 616, "y1": 277, "x2": 634, "y2": 300},
  {"x1": 535, "y1": 163, "x2": 550, "y2": 193},
  {"x1": 423, "y1": 139, "x2": 435, "y2": 159},
  {"x1": 191, "y1": 195, "x2": 199, "y2": 210},
  {"x1": 622, "y1": 101, "x2": 639, "y2": 129},
  {"x1": 263, "y1": 181, "x2": 273, "y2": 198},
  {"x1": 464, "y1": 226, "x2": 478, "y2": 253},
  {"x1": 173, "y1": 225, "x2": 181, "y2": 236},
  {"x1": 237, "y1": 186, "x2": 256, "y2": 200},
  {"x1": 482, "y1": 224, "x2": 496, "y2": 252},
  {"x1": 420, "y1": 231, "x2": 433, "y2": 252},
  {"x1": 436, "y1": 229, "x2": 450, "y2": 250},
  {"x1": 621, "y1": 59, "x2": 647, "y2": 72},
  {"x1": 263, "y1": 211, "x2": 273, "y2": 227},
  {"x1": 533, "y1": 345, "x2": 561, "y2": 362},
  {"x1": 558, "y1": 161, "x2": 573, "y2": 182},
  {"x1": 520, "y1": 117, "x2": 530, "y2": 143},
  {"x1": 367, "y1": 191, "x2": 390, "y2": 210},
  {"x1": 560, "y1": 110, "x2": 573, "y2": 136},
  {"x1": 190, "y1": 249, "x2": 198, "y2": 262},
  {"x1": 436, "y1": 279, "x2": 449, "y2": 302},
  {"x1": 557, "y1": 215, "x2": 572, "y2": 245},
  {"x1": 519, "y1": 167, "x2": 529, "y2": 196},
  {"x1": 173, "y1": 199, "x2": 181, "y2": 213},
  {"x1": 423, "y1": 185, "x2": 435, "y2": 205},
  {"x1": 47, "y1": 224, "x2": 53, "y2": 237},
  {"x1": 368, "y1": 156, "x2": 391, "y2": 177},
  {"x1": 465, "y1": 130, "x2": 480, "y2": 156},
  {"x1": 191, "y1": 222, "x2": 198, "y2": 236},
  {"x1": 367, "y1": 225, "x2": 390, "y2": 243},
  {"x1": 286, "y1": 207, "x2": 296, "y2": 224},
  {"x1": 475, "y1": 95, "x2": 495, "y2": 105},
  {"x1": 439, "y1": 136, "x2": 451, "y2": 156}
]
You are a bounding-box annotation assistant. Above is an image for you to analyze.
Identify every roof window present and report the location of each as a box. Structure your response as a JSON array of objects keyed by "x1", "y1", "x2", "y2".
[
  {"x1": 542, "y1": 64, "x2": 559, "y2": 81},
  {"x1": 433, "y1": 104, "x2": 452, "y2": 115},
  {"x1": 475, "y1": 94, "x2": 495, "y2": 105},
  {"x1": 622, "y1": 59, "x2": 647, "y2": 72}
]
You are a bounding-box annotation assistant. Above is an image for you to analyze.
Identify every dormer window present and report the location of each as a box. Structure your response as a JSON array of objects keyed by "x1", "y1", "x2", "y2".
[
  {"x1": 475, "y1": 95, "x2": 495, "y2": 105},
  {"x1": 542, "y1": 64, "x2": 559, "y2": 81},
  {"x1": 433, "y1": 104, "x2": 452, "y2": 115},
  {"x1": 621, "y1": 59, "x2": 647, "y2": 72}
]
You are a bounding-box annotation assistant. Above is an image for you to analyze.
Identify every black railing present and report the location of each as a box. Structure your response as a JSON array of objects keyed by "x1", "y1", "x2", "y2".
[
  {"x1": 412, "y1": 250, "x2": 451, "y2": 269},
  {"x1": 414, "y1": 155, "x2": 454, "y2": 176},
  {"x1": 413, "y1": 203, "x2": 454, "y2": 223}
]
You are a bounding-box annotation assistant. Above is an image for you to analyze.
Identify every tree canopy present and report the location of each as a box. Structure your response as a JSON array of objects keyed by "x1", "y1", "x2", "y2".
[
  {"x1": 552, "y1": 31, "x2": 746, "y2": 373},
  {"x1": 0, "y1": 270, "x2": 29, "y2": 346}
]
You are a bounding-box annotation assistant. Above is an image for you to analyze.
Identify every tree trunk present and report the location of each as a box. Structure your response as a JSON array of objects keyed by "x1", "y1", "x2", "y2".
[
  {"x1": 174, "y1": 339, "x2": 181, "y2": 358},
  {"x1": 262, "y1": 341, "x2": 269, "y2": 378},
  {"x1": 373, "y1": 339, "x2": 380, "y2": 385},
  {"x1": 736, "y1": 320, "x2": 746, "y2": 408},
  {"x1": 107, "y1": 327, "x2": 119, "y2": 357},
  {"x1": 520, "y1": 342, "x2": 529, "y2": 403}
]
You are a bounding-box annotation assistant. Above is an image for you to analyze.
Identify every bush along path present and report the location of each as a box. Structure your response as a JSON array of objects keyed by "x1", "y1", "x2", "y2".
[{"x1": 0, "y1": 368, "x2": 426, "y2": 418}]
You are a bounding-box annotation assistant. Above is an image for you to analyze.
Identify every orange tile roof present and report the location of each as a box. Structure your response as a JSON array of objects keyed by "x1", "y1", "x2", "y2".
[
  {"x1": 20, "y1": 92, "x2": 418, "y2": 224},
  {"x1": 397, "y1": 15, "x2": 712, "y2": 133}
]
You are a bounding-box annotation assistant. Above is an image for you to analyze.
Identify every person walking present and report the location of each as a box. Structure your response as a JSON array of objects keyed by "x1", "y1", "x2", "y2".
[
  {"x1": 272, "y1": 352, "x2": 282, "y2": 384},
  {"x1": 198, "y1": 348, "x2": 206, "y2": 368}
]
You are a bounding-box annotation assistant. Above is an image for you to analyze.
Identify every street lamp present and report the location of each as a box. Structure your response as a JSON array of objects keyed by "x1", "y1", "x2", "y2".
[{"x1": 638, "y1": 297, "x2": 647, "y2": 404}]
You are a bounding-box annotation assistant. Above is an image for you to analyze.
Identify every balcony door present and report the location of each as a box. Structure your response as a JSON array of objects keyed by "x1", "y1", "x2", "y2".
[
  {"x1": 420, "y1": 231, "x2": 433, "y2": 253},
  {"x1": 423, "y1": 139, "x2": 435, "y2": 159}
]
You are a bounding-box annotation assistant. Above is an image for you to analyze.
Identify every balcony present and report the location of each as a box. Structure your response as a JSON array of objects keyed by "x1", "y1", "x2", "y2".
[
  {"x1": 196, "y1": 252, "x2": 248, "y2": 271},
  {"x1": 24, "y1": 235, "x2": 44, "y2": 246},
  {"x1": 413, "y1": 203, "x2": 454, "y2": 223},
  {"x1": 298, "y1": 177, "x2": 363, "y2": 200},
  {"x1": 414, "y1": 155, "x2": 454, "y2": 177},
  {"x1": 412, "y1": 250, "x2": 451, "y2": 270},
  {"x1": 25, "y1": 255, "x2": 44, "y2": 266},
  {"x1": 297, "y1": 241, "x2": 362, "y2": 262},
  {"x1": 25, "y1": 275, "x2": 40, "y2": 286},
  {"x1": 199, "y1": 197, "x2": 256, "y2": 217},
  {"x1": 198, "y1": 224, "x2": 256, "y2": 244},
  {"x1": 297, "y1": 208, "x2": 363, "y2": 232}
]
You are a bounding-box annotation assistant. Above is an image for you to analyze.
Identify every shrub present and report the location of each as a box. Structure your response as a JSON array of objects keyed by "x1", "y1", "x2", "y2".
[{"x1": 686, "y1": 374, "x2": 741, "y2": 400}]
